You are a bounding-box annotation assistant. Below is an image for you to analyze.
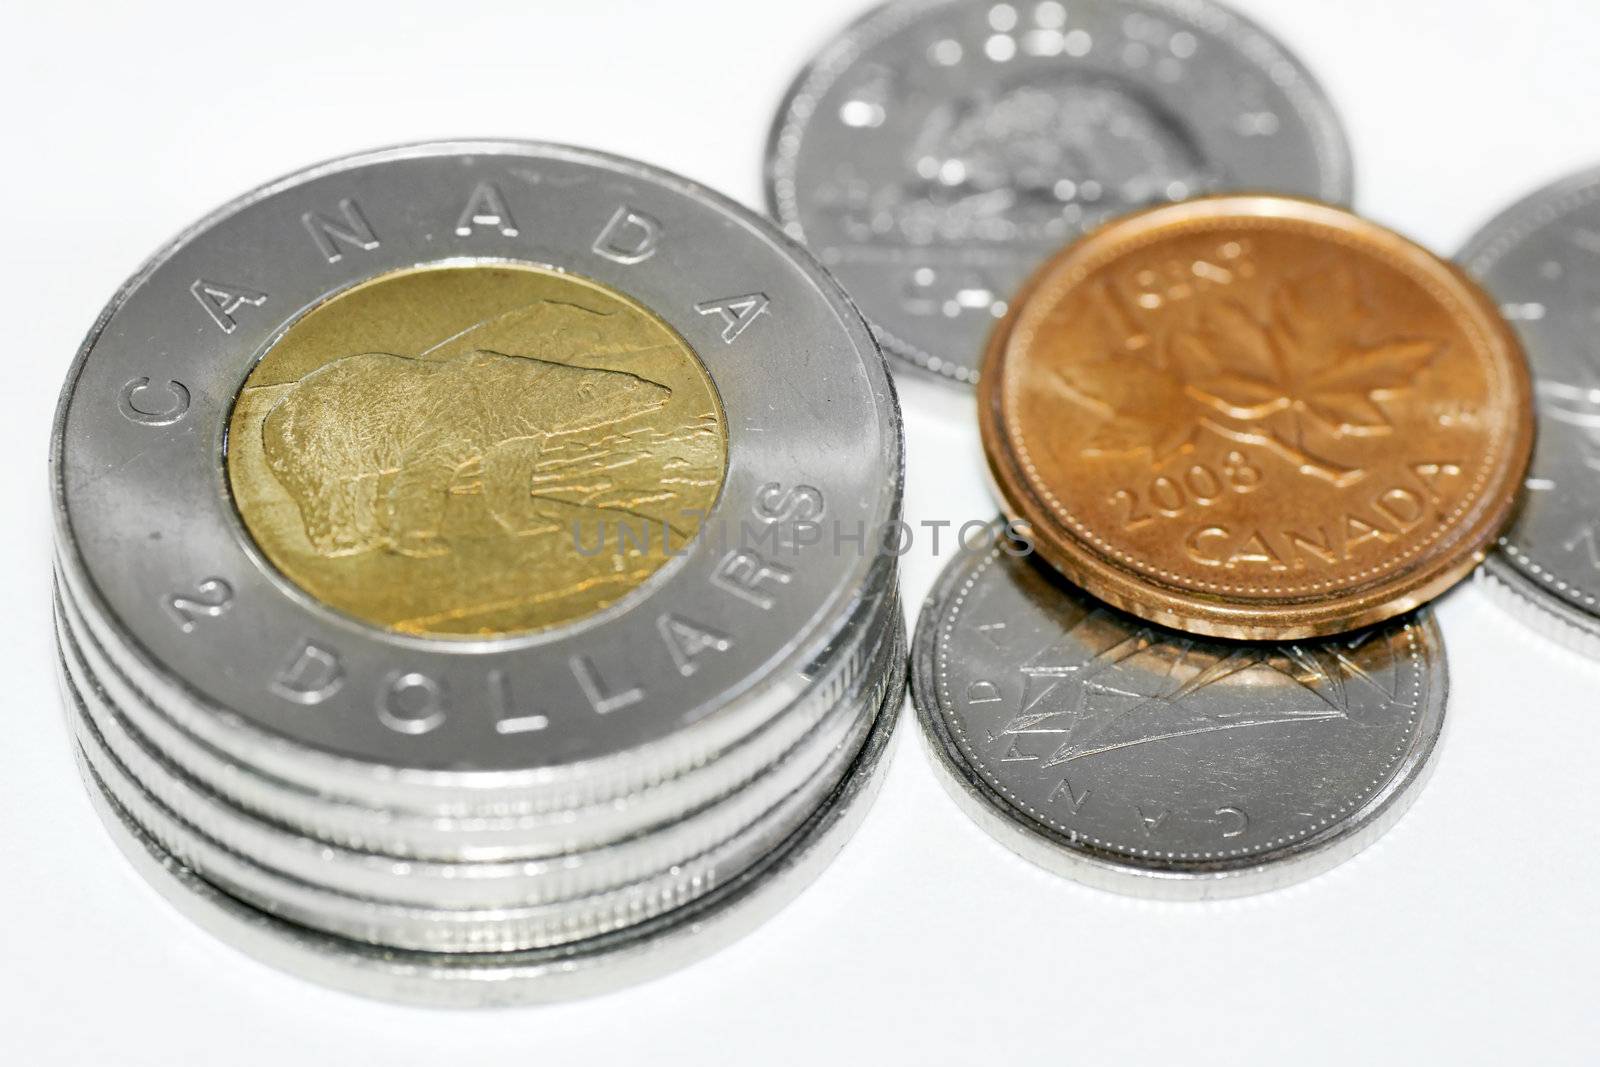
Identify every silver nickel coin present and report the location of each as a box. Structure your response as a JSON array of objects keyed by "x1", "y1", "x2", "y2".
[
  {"x1": 766, "y1": 0, "x2": 1354, "y2": 384},
  {"x1": 52, "y1": 140, "x2": 902, "y2": 808},
  {"x1": 911, "y1": 531, "x2": 1447, "y2": 899},
  {"x1": 67, "y1": 652, "x2": 906, "y2": 1006},
  {"x1": 1459, "y1": 164, "x2": 1600, "y2": 656}
]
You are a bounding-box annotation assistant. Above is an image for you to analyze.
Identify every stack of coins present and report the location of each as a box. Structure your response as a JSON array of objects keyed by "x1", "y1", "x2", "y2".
[
  {"x1": 51, "y1": 141, "x2": 906, "y2": 1005},
  {"x1": 769, "y1": 0, "x2": 1538, "y2": 897}
]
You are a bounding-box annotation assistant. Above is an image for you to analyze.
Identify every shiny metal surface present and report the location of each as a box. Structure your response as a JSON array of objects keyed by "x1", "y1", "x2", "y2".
[
  {"x1": 1459, "y1": 165, "x2": 1600, "y2": 656},
  {"x1": 225, "y1": 262, "x2": 728, "y2": 639},
  {"x1": 57, "y1": 568, "x2": 898, "y2": 859},
  {"x1": 59, "y1": 588, "x2": 901, "y2": 912},
  {"x1": 911, "y1": 529, "x2": 1447, "y2": 898},
  {"x1": 64, "y1": 619, "x2": 902, "y2": 951},
  {"x1": 767, "y1": 0, "x2": 1352, "y2": 383},
  {"x1": 68, "y1": 651, "x2": 905, "y2": 1007}
]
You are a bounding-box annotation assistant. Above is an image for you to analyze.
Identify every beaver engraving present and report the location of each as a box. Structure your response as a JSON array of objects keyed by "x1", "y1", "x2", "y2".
[{"x1": 260, "y1": 349, "x2": 672, "y2": 559}]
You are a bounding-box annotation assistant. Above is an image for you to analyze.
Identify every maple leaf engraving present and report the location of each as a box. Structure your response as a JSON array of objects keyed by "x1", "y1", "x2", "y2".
[
  {"x1": 1057, "y1": 352, "x2": 1202, "y2": 459},
  {"x1": 1061, "y1": 267, "x2": 1441, "y2": 485}
]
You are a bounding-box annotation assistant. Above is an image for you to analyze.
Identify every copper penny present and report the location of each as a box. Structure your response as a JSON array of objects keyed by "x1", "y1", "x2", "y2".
[{"x1": 980, "y1": 196, "x2": 1533, "y2": 639}]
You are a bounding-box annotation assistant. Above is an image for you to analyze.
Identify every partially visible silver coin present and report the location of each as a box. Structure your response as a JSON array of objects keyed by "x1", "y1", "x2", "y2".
[
  {"x1": 1459, "y1": 165, "x2": 1600, "y2": 655},
  {"x1": 767, "y1": 0, "x2": 1353, "y2": 384},
  {"x1": 912, "y1": 530, "x2": 1447, "y2": 899}
]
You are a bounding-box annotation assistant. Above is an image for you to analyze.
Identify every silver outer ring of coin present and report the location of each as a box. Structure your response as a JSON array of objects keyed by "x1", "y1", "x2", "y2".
[
  {"x1": 59, "y1": 588, "x2": 901, "y2": 912},
  {"x1": 57, "y1": 565, "x2": 899, "y2": 860},
  {"x1": 765, "y1": 0, "x2": 1354, "y2": 384},
  {"x1": 64, "y1": 621, "x2": 904, "y2": 952},
  {"x1": 67, "y1": 650, "x2": 906, "y2": 1007},
  {"x1": 51, "y1": 139, "x2": 903, "y2": 805},
  {"x1": 910, "y1": 531, "x2": 1448, "y2": 900},
  {"x1": 1458, "y1": 164, "x2": 1600, "y2": 656}
]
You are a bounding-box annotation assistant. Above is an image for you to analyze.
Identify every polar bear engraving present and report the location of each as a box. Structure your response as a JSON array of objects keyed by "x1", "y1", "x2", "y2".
[
  {"x1": 226, "y1": 264, "x2": 728, "y2": 636},
  {"x1": 260, "y1": 349, "x2": 672, "y2": 558}
]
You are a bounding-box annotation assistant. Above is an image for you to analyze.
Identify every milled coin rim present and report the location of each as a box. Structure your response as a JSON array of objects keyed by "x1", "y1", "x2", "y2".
[
  {"x1": 67, "y1": 649, "x2": 906, "y2": 1007},
  {"x1": 763, "y1": 0, "x2": 1356, "y2": 385},
  {"x1": 909, "y1": 534, "x2": 1449, "y2": 899},
  {"x1": 978, "y1": 194, "x2": 1534, "y2": 640},
  {"x1": 1477, "y1": 562, "x2": 1600, "y2": 661}
]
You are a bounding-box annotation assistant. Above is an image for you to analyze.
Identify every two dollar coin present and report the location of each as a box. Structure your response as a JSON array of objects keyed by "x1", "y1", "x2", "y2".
[{"x1": 51, "y1": 141, "x2": 906, "y2": 1005}]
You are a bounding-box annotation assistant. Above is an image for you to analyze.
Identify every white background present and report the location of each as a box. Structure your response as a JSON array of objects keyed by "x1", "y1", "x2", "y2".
[{"x1": 4, "y1": 1, "x2": 1598, "y2": 1063}]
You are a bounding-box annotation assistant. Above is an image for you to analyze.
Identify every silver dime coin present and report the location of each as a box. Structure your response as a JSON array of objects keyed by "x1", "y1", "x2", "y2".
[
  {"x1": 767, "y1": 0, "x2": 1354, "y2": 383},
  {"x1": 912, "y1": 530, "x2": 1447, "y2": 899},
  {"x1": 66, "y1": 651, "x2": 905, "y2": 1007},
  {"x1": 1458, "y1": 165, "x2": 1600, "y2": 655},
  {"x1": 51, "y1": 140, "x2": 902, "y2": 809}
]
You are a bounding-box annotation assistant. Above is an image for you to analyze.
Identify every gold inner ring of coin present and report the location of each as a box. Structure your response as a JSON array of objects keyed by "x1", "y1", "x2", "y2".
[{"x1": 226, "y1": 263, "x2": 728, "y2": 638}]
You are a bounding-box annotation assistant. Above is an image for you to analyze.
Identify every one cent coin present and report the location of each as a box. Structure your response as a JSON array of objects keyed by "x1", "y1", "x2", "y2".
[{"x1": 980, "y1": 195, "x2": 1533, "y2": 639}]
